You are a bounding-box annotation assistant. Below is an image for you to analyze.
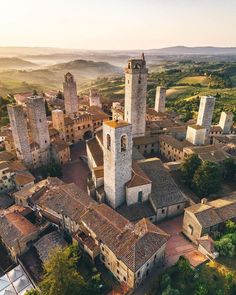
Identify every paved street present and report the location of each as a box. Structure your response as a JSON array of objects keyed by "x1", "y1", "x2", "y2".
[
  {"x1": 158, "y1": 216, "x2": 207, "y2": 267},
  {"x1": 62, "y1": 141, "x2": 89, "y2": 193}
]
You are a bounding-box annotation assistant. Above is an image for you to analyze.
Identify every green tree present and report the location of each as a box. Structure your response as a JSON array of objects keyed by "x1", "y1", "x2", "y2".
[
  {"x1": 40, "y1": 247, "x2": 89, "y2": 295},
  {"x1": 226, "y1": 220, "x2": 236, "y2": 234},
  {"x1": 193, "y1": 161, "x2": 221, "y2": 197},
  {"x1": 181, "y1": 154, "x2": 201, "y2": 187},
  {"x1": 162, "y1": 286, "x2": 180, "y2": 295},
  {"x1": 56, "y1": 90, "x2": 64, "y2": 100},
  {"x1": 32, "y1": 90, "x2": 38, "y2": 96},
  {"x1": 221, "y1": 158, "x2": 236, "y2": 180},
  {"x1": 25, "y1": 290, "x2": 41, "y2": 295},
  {"x1": 41, "y1": 160, "x2": 62, "y2": 178},
  {"x1": 215, "y1": 237, "x2": 235, "y2": 257}
]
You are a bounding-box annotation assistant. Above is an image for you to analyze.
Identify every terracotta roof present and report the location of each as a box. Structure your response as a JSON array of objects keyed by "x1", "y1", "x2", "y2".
[
  {"x1": 185, "y1": 194, "x2": 236, "y2": 228},
  {"x1": 146, "y1": 109, "x2": 167, "y2": 117},
  {"x1": 0, "y1": 207, "x2": 38, "y2": 248},
  {"x1": 159, "y1": 135, "x2": 192, "y2": 151},
  {"x1": 86, "y1": 137, "x2": 103, "y2": 166},
  {"x1": 51, "y1": 140, "x2": 69, "y2": 152},
  {"x1": 117, "y1": 201, "x2": 155, "y2": 222},
  {"x1": 8, "y1": 161, "x2": 26, "y2": 172},
  {"x1": 14, "y1": 171, "x2": 35, "y2": 186},
  {"x1": 49, "y1": 128, "x2": 60, "y2": 137},
  {"x1": 82, "y1": 204, "x2": 169, "y2": 272},
  {"x1": 188, "y1": 124, "x2": 206, "y2": 130},
  {"x1": 0, "y1": 151, "x2": 15, "y2": 162},
  {"x1": 37, "y1": 183, "x2": 96, "y2": 223},
  {"x1": 133, "y1": 135, "x2": 159, "y2": 146},
  {"x1": 137, "y1": 158, "x2": 186, "y2": 209},
  {"x1": 34, "y1": 231, "x2": 67, "y2": 262},
  {"x1": 210, "y1": 126, "x2": 223, "y2": 133},
  {"x1": 0, "y1": 161, "x2": 9, "y2": 171},
  {"x1": 126, "y1": 161, "x2": 151, "y2": 188},
  {"x1": 64, "y1": 116, "x2": 74, "y2": 125}
]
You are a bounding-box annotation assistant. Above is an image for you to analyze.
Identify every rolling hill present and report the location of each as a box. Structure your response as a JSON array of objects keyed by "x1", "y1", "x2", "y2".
[{"x1": 0, "y1": 58, "x2": 37, "y2": 70}]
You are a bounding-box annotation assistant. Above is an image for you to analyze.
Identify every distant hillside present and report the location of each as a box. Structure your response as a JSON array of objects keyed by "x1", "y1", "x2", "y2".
[
  {"x1": 0, "y1": 58, "x2": 37, "y2": 70},
  {"x1": 147, "y1": 46, "x2": 236, "y2": 55},
  {"x1": 49, "y1": 59, "x2": 121, "y2": 76}
]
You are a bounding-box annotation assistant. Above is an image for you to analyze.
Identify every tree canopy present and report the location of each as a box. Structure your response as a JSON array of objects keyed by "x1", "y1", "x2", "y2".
[
  {"x1": 181, "y1": 154, "x2": 201, "y2": 187},
  {"x1": 193, "y1": 161, "x2": 221, "y2": 197}
]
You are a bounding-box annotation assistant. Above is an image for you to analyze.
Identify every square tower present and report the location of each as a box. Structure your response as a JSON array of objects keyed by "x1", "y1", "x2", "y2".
[
  {"x1": 197, "y1": 96, "x2": 216, "y2": 134},
  {"x1": 124, "y1": 54, "x2": 148, "y2": 138},
  {"x1": 27, "y1": 96, "x2": 50, "y2": 164},
  {"x1": 52, "y1": 109, "x2": 65, "y2": 139},
  {"x1": 219, "y1": 111, "x2": 234, "y2": 134},
  {"x1": 7, "y1": 104, "x2": 32, "y2": 166},
  {"x1": 89, "y1": 89, "x2": 102, "y2": 108},
  {"x1": 103, "y1": 120, "x2": 132, "y2": 209},
  {"x1": 155, "y1": 86, "x2": 166, "y2": 113},
  {"x1": 63, "y1": 72, "x2": 78, "y2": 115}
]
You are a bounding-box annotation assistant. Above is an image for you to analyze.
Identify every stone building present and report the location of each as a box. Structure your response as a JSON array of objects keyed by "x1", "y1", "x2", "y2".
[
  {"x1": 63, "y1": 72, "x2": 78, "y2": 115},
  {"x1": 103, "y1": 120, "x2": 132, "y2": 209},
  {"x1": 124, "y1": 54, "x2": 148, "y2": 138},
  {"x1": 186, "y1": 125, "x2": 206, "y2": 146},
  {"x1": 80, "y1": 204, "x2": 169, "y2": 289},
  {"x1": 7, "y1": 104, "x2": 32, "y2": 167},
  {"x1": 197, "y1": 96, "x2": 216, "y2": 134},
  {"x1": 27, "y1": 96, "x2": 50, "y2": 165},
  {"x1": 87, "y1": 126, "x2": 186, "y2": 222},
  {"x1": 183, "y1": 194, "x2": 236, "y2": 244},
  {"x1": 218, "y1": 111, "x2": 234, "y2": 134},
  {"x1": 0, "y1": 205, "x2": 39, "y2": 260},
  {"x1": 51, "y1": 109, "x2": 65, "y2": 140},
  {"x1": 89, "y1": 89, "x2": 102, "y2": 108},
  {"x1": 155, "y1": 86, "x2": 166, "y2": 113}
]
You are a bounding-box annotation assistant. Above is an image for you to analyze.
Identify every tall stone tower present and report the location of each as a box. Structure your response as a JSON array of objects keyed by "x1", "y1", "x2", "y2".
[
  {"x1": 89, "y1": 89, "x2": 102, "y2": 108},
  {"x1": 219, "y1": 111, "x2": 234, "y2": 134},
  {"x1": 124, "y1": 54, "x2": 148, "y2": 138},
  {"x1": 63, "y1": 72, "x2": 78, "y2": 115},
  {"x1": 197, "y1": 96, "x2": 216, "y2": 134},
  {"x1": 52, "y1": 109, "x2": 65, "y2": 139},
  {"x1": 27, "y1": 96, "x2": 50, "y2": 164},
  {"x1": 7, "y1": 104, "x2": 32, "y2": 166},
  {"x1": 103, "y1": 120, "x2": 132, "y2": 209},
  {"x1": 155, "y1": 86, "x2": 166, "y2": 113}
]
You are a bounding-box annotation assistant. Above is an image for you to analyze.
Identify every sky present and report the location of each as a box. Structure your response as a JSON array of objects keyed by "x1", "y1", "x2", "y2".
[{"x1": 0, "y1": 0, "x2": 236, "y2": 50}]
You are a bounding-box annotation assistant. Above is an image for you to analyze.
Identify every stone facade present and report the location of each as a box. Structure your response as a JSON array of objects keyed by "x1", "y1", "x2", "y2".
[
  {"x1": 7, "y1": 104, "x2": 32, "y2": 166},
  {"x1": 219, "y1": 111, "x2": 234, "y2": 134},
  {"x1": 186, "y1": 125, "x2": 206, "y2": 145},
  {"x1": 103, "y1": 121, "x2": 132, "y2": 209},
  {"x1": 197, "y1": 96, "x2": 216, "y2": 134},
  {"x1": 52, "y1": 109, "x2": 65, "y2": 139},
  {"x1": 124, "y1": 55, "x2": 147, "y2": 138},
  {"x1": 89, "y1": 89, "x2": 102, "y2": 108},
  {"x1": 63, "y1": 72, "x2": 78, "y2": 115},
  {"x1": 27, "y1": 96, "x2": 50, "y2": 165},
  {"x1": 155, "y1": 86, "x2": 166, "y2": 113}
]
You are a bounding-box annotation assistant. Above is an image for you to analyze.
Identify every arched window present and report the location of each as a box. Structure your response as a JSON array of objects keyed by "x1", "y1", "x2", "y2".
[
  {"x1": 107, "y1": 134, "x2": 111, "y2": 150},
  {"x1": 121, "y1": 135, "x2": 127, "y2": 152}
]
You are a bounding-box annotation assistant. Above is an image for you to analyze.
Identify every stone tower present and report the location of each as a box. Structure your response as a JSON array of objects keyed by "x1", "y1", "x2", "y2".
[
  {"x1": 63, "y1": 72, "x2": 78, "y2": 115},
  {"x1": 7, "y1": 104, "x2": 32, "y2": 166},
  {"x1": 89, "y1": 89, "x2": 102, "y2": 108},
  {"x1": 27, "y1": 96, "x2": 50, "y2": 164},
  {"x1": 155, "y1": 86, "x2": 166, "y2": 113},
  {"x1": 52, "y1": 109, "x2": 65, "y2": 139},
  {"x1": 197, "y1": 96, "x2": 216, "y2": 134},
  {"x1": 219, "y1": 111, "x2": 233, "y2": 134},
  {"x1": 124, "y1": 54, "x2": 148, "y2": 138},
  {"x1": 103, "y1": 120, "x2": 132, "y2": 209}
]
